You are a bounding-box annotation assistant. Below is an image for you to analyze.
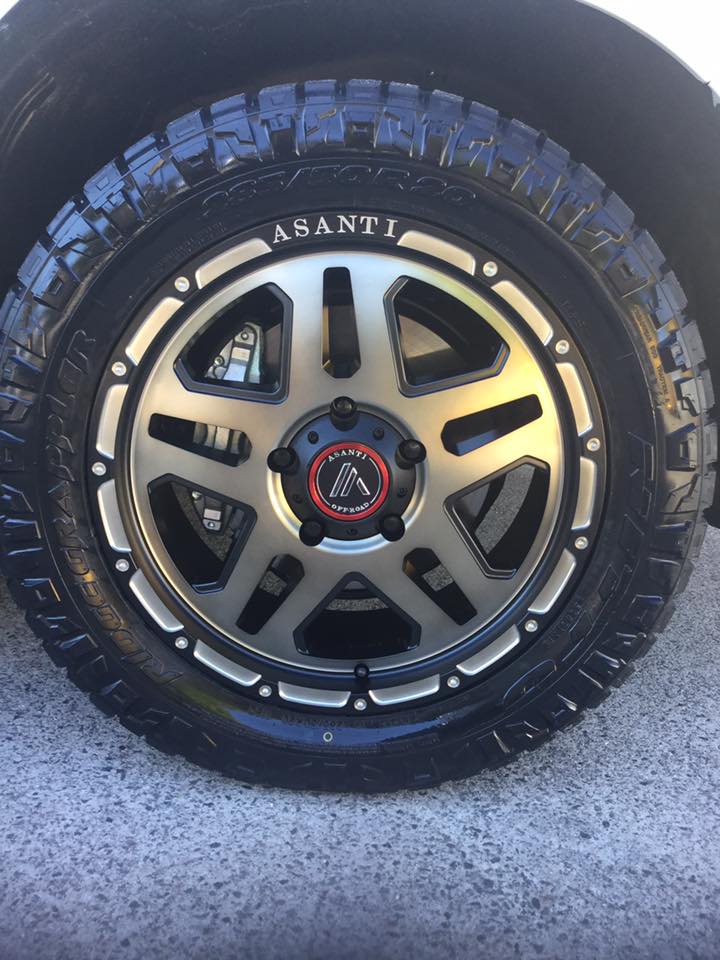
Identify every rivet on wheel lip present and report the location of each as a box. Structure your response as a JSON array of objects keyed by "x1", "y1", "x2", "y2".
[
  {"x1": 91, "y1": 461, "x2": 107, "y2": 476},
  {"x1": 482, "y1": 260, "x2": 499, "y2": 278},
  {"x1": 524, "y1": 619, "x2": 539, "y2": 633},
  {"x1": 447, "y1": 675, "x2": 461, "y2": 688},
  {"x1": 353, "y1": 698, "x2": 368, "y2": 711},
  {"x1": 174, "y1": 636, "x2": 189, "y2": 650},
  {"x1": 174, "y1": 276, "x2": 191, "y2": 293},
  {"x1": 115, "y1": 558, "x2": 130, "y2": 572},
  {"x1": 555, "y1": 339, "x2": 570, "y2": 355},
  {"x1": 258, "y1": 684, "x2": 272, "y2": 698},
  {"x1": 586, "y1": 437, "x2": 602, "y2": 452},
  {"x1": 574, "y1": 536, "x2": 589, "y2": 550},
  {"x1": 111, "y1": 361, "x2": 127, "y2": 377}
]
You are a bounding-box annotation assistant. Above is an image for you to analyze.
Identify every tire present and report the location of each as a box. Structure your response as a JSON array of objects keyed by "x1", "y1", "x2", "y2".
[{"x1": 0, "y1": 80, "x2": 715, "y2": 793}]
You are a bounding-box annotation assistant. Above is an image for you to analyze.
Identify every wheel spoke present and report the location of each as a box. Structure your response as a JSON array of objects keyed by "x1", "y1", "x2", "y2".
[
  {"x1": 232, "y1": 548, "x2": 348, "y2": 658},
  {"x1": 339, "y1": 259, "x2": 404, "y2": 399},
  {"x1": 427, "y1": 412, "x2": 561, "y2": 505},
  {"x1": 192, "y1": 523, "x2": 294, "y2": 626},
  {"x1": 276, "y1": 261, "x2": 327, "y2": 404},
  {"x1": 403, "y1": 511, "x2": 490, "y2": 618},
  {"x1": 132, "y1": 430, "x2": 246, "y2": 498},
  {"x1": 403, "y1": 342, "x2": 546, "y2": 440},
  {"x1": 139, "y1": 361, "x2": 291, "y2": 437},
  {"x1": 351, "y1": 542, "x2": 456, "y2": 638}
]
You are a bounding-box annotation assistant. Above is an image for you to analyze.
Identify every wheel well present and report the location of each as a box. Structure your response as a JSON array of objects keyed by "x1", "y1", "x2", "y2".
[{"x1": 1, "y1": 0, "x2": 718, "y2": 520}]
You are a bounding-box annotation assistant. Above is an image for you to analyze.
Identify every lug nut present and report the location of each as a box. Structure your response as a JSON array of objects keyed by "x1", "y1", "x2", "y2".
[
  {"x1": 299, "y1": 519, "x2": 325, "y2": 546},
  {"x1": 396, "y1": 438, "x2": 427, "y2": 469},
  {"x1": 267, "y1": 447, "x2": 298, "y2": 475},
  {"x1": 330, "y1": 396, "x2": 358, "y2": 430},
  {"x1": 379, "y1": 514, "x2": 405, "y2": 542}
]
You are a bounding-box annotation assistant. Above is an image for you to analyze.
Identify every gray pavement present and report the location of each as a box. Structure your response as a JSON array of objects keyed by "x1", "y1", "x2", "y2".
[{"x1": 1, "y1": 529, "x2": 720, "y2": 960}]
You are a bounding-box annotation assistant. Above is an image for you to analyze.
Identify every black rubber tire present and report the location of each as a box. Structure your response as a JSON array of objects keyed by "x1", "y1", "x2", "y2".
[{"x1": 0, "y1": 80, "x2": 716, "y2": 792}]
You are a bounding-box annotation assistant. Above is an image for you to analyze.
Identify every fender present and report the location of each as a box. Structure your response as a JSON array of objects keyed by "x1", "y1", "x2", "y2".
[{"x1": 2, "y1": 0, "x2": 716, "y2": 87}]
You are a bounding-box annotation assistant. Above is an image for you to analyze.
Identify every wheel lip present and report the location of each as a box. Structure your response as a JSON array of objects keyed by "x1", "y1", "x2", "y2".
[
  {"x1": 306, "y1": 440, "x2": 391, "y2": 521},
  {"x1": 91, "y1": 209, "x2": 606, "y2": 712}
]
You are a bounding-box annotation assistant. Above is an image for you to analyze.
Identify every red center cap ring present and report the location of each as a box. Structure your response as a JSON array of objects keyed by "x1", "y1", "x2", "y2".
[{"x1": 308, "y1": 442, "x2": 391, "y2": 522}]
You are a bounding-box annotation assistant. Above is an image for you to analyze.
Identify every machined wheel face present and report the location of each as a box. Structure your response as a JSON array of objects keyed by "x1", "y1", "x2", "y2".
[
  {"x1": 92, "y1": 220, "x2": 605, "y2": 712},
  {"x1": 3, "y1": 80, "x2": 711, "y2": 791}
]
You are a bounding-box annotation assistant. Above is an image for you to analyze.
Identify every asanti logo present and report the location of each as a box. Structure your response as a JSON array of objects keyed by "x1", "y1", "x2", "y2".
[
  {"x1": 329, "y1": 462, "x2": 372, "y2": 500},
  {"x1": 308, "y1": 442, "x2": 390, "y2": 521},
  {"x1": 272, "y1": 214, "x2": 399, "y2": 245}
]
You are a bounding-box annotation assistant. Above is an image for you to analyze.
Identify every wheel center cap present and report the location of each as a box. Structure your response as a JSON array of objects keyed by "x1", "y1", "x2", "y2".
[{"x1": 308, "y1": 442, "x2": 390, "y2": 521}]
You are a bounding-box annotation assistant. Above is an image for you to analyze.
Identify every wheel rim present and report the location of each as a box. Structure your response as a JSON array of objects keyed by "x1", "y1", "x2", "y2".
[{"x1": 92, "y1": 225, "x2": 606, "y2": 710}]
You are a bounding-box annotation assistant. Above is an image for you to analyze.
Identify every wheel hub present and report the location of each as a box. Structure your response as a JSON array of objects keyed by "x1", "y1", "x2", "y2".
[{"x1": 273, "y1": 399, "x2": 419, "y2": 542}]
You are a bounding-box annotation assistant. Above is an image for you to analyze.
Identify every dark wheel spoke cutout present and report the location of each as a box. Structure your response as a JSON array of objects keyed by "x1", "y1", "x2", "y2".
[
  {"x1": 403, "y1": 548, "x2": 477, "y2": 625},
  {"x1": 237, "y1": 555, "x2": 305, "y2": 634},
  {"x1": 178, "y1": 283, "x2": 291, "y2": 401},
  {"x1": 448, "y1": 461, "x2": 550, "y2": 577},
  {"x1": 390, "y1": 278, "x2": 507, "y2": 393},
  {"x1": 149, "y1": 413, "x2": 250, "y2": 466},
  {"x1": 322, "y1": 267, "x2": 361, "y2": 378},
  {"x1": 295, "y1": 573, "x2": 420, "y2": 660},
  {"x1": 441, "y1": 395, "x2": 542, "y2": 457},
  {"x1": 149, "y1": 478, "x2": 256, "y2": 592}
]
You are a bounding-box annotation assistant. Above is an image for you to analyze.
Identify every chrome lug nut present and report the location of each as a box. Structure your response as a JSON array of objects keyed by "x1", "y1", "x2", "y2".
[
  {"x1": 299, "y1": 519, "x2": 325, "y2": 547},
  {"x1": 267, "y1": 447, "x2": 298, "y2": 475}
]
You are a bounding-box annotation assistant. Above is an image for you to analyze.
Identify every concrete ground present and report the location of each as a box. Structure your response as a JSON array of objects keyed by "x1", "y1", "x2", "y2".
[{"x1": 1, "y1": 530, "x2": 719, "y2": 960}]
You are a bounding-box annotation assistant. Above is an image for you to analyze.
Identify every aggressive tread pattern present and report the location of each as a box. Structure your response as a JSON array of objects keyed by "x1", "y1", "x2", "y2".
[{"x1": 0, "y1": 80, "x2": 716, "y2": 792}]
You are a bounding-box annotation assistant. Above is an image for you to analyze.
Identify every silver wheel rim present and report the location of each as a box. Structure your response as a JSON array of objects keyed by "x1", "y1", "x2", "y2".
[{"x1": 128, "y1": 250, "x2": 565, "y2": 669}]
